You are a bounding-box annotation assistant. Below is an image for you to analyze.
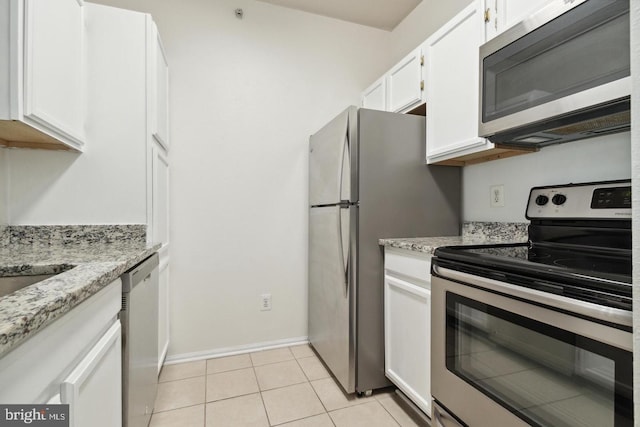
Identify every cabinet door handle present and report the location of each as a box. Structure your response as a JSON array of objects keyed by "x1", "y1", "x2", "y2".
[{"x1": 484, "y1": 8, "x2": 490, "y2": 22}]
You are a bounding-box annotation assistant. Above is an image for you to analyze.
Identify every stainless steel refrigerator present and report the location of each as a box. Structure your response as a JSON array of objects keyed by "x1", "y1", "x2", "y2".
[{"x1": 308, "y1": 106, "x2": 460, "y2": 394}]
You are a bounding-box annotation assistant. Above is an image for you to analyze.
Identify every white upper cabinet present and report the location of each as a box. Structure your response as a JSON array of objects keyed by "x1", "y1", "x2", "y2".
[
  {"x1": 387, "y1": 47, "x2": 423, "y2": 113},
  {"x1": 424, "y1": 1, "x2": 491, "y2": 164},
  {"x1": 361, "y1": 76, "x2": 387, "y2": 111},
  {"x1": 361, "y1": 47, "x2": 424, "y2": 114},
  {"x1": 148, "y1": 17, "x2": 170, "y2": 151},
  {"x1": 484, "y1": 0, "x2": 552, "y2": 41},
  {"x1": 0, "y1": 0, "x2": 86, "y2": 151}
]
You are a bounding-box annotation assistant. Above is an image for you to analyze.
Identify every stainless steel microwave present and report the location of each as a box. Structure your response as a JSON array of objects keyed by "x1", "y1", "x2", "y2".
[{"x1": 479, "y1": 0, "x2": 630, "y2": 148}]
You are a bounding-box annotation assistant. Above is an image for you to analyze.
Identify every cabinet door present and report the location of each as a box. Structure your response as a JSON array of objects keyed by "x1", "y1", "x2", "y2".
[
  {"x1": 152, "y1": 142, "x2": 170, "y2": 247},
  {"x1": 424, "y1": 0, "x2": 491, "y2": 164},
  {"x1": 61, "y1": 321, "x2": 122, "y2": 427},
  {"x1": 484, "y1": 0, "x2": 552, "y2": 40},
  {"x1": 158, "y1": 250, "x2": 170, "y2": 373},
  {"x1": 384, "y1": 274, "x2": 431, "y2": 416},
  {"x1": 361, "y1": 76, "x2": 387, "y2": 111},
  {"x1": 151, "y1": 22, "x2": 170, "y2": 150},
  {"x1": 23, "y1": 0, "x2": 85, "y2": 149},
  {"x1": 387, "y1": 47, "x2": 423, "y2": 113}
]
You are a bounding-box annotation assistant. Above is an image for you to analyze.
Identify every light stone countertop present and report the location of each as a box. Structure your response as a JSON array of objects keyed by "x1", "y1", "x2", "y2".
[
  {"x1": 379, "y1": 222, "x2": 529, "y2": 255},
  {"x1": 0, "y1": 226, "x2": 160, "y2": 358}
]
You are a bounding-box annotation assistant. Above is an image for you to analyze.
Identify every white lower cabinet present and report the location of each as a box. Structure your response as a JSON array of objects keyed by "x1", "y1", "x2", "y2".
[
  {"x1": 0, "y1": 279, "x2": 122, "y2": 427},
  {"x1": 61, "y1": 322, "x2": 122, "y2": 427},
  {"x1": 384, "y1": 248, "x2": 432, "y2": 417}
]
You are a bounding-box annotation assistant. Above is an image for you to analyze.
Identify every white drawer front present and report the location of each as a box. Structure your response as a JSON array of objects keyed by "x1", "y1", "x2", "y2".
[{"x1": 384, "y1": 248, "x2": 432, "y2": 284}]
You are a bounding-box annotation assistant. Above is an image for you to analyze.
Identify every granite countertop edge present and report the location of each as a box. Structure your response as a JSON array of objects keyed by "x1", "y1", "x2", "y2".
[
  {"x1": 379, "y1": 236, "x2": 528, "y2": 254},
  {"x1": 0, "y1": 243, "x2": 161, "y2": 358},
  {"x1": 379, "y1": 222, "x2": 529, "y2": 255},
  {"x1": 379, "y1": 236, "x2": 469, "y2": 255}
]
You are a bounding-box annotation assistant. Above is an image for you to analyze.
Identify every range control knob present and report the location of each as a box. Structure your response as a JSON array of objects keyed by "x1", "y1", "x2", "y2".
[
  {"x1": 535, "y1": 195, "x2": 549, "y2": 206},
  {"x1": 552, "y1": 194, "x2": 567, "y2": 205}
]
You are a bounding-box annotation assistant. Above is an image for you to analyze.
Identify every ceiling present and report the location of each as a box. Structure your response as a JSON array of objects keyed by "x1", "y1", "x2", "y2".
[{"x1": 255, "y1": 0, "x2": 423, "y2": 31}]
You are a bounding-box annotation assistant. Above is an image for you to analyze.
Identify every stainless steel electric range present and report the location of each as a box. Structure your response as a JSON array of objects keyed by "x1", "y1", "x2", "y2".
[{"x1": 430, "y1": 180, "x2": 632, "y2": 427}]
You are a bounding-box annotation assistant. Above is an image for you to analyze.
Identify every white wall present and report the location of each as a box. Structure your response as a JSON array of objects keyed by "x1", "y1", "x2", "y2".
[
  {"x1": 462, "y1": 133, "x2": 632, "y2": 221},
  {"x1": 91, "y1": 0, "x2": 391, "y2": 357},
  {"x1": 6, "y1": 148, "x2": 146, "y2": 225}
]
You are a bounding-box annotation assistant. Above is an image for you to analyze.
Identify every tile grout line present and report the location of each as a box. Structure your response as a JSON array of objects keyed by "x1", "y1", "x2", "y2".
[
  {"x1": 158, "y1": 348, "x2": 418, "y2": 427},
  {"x1": 376, "y1": 399, "x2": 403, "y2": 427},
  {"x1": 270, "y1": 413, "x2": 335, "y2": 427},
  {"x1": 253, "y1": 352, "x2": 274, "y2": 426},
  {"x1": 298, "y1": 360, "x2": 338, "y2": 426},
  {"x1": 166, "y1": 346, "x2": 394, "y2": 426},
  {"x1": 294, "y1": 344, "x2": 388, "y2": 425},
  {"x1": 293, "y1": 349, "x2": 314, "y2": 383},
  {"x1": 152, "y1": 402, "x2": 205, "y2": 415},
  {"x1": 287, "y1": 345, "x2": 337, "y2": 427},
  {"x1": 203, "y1": 364, "x2": 207, "y2": 427}
]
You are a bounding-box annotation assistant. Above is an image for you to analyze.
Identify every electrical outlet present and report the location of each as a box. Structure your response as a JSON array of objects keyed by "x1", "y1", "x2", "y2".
[
  {"x1": 490, "y1": 185, "x2": 505, "y2": 207},
  {"x1": 261, "y1": 293, "x2": 272, "y2": 311}
]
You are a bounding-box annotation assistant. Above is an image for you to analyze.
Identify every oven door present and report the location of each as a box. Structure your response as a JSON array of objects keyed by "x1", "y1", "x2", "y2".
[{"x1": 431, "y1": 267, "x2": 633, "y2": 427}]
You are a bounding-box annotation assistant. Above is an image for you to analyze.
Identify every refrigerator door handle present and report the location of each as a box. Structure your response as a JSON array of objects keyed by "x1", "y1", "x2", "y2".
[
  {"x1": 339, "y1": 204, "x2": 350, "y2": 292},
  {"x1": 340, "y1": 131, "x2": 351, "y2": 202}
]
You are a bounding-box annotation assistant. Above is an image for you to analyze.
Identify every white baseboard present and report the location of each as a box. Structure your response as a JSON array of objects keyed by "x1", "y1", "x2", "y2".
[{"x1": 164, "y1": 336, "x2": 309, "y2": 365}]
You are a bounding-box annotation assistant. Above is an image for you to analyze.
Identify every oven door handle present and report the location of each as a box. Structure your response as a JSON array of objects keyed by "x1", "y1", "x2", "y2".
[{"x1": 432, "y1": 265, "x2": 632, "y2": 328}]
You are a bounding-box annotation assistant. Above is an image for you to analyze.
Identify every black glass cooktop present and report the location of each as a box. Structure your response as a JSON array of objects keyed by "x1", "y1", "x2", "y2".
[
  {"x1": 434, "y1": 242, "x2": 632, "y2": 311},
  {"x1": 460, "y1": 243, "x2": 632, "y2": 278}
]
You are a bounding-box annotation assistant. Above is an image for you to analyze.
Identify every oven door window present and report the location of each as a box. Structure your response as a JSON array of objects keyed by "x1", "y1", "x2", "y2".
[{"x1": 446, "y1": 293, "x2": 632, "y2": 427}]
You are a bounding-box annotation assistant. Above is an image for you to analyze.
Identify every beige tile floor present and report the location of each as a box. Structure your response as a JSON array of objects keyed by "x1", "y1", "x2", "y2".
[{"x1": 150, "y1": 344, "x2": 430, "y2": 427}]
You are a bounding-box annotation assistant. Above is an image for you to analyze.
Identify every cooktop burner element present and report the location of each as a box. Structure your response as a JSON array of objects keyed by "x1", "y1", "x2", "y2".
[{"x1": 434, "y1": 180, "x2": 632, "y2": 311}]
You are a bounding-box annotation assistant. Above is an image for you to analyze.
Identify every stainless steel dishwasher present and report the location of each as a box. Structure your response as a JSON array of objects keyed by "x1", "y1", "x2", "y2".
[{"x1": 120, "y1": 253, "x2": 159, "y2": 427}]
